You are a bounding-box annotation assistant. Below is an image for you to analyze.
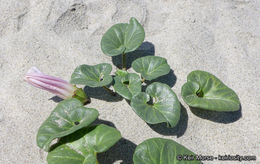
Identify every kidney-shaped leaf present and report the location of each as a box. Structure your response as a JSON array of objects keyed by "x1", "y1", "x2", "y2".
[
  {"x1": 47, "y1": 124, "x2": 121, "y2": 164},
  {"x1": 101, "y1": 17, "x2": 145, "y2": 56},
  {"x1": 133, "y1": 138, "x2": 200, "y2": 164},
  {"x1": 113, "y1": 70, "x2": 142, "y2": 100},
  {"x1": 70, "y1": 63, "x2": 113, "y2": 87},
  {"x1": 132, "y1": 56, "x2": 170, "y2": 81},
  {"x1": 131, "y1": 82, "x2": 180, "y2": 127},
  {"x1": 37, "y1": 98, "x2": 99, "y2": 151},
  {"x1": 181, "y1": 70, "x2": 240, "y2": 111}
]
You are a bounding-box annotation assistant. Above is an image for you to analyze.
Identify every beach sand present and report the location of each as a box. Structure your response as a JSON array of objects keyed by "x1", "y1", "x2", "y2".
[{"x1": 0, "y1": 0, "x2": 259, "y2": 163}]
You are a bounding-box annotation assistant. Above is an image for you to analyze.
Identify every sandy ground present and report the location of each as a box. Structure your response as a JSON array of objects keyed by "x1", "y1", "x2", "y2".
[{"x1": 0, "y1": 0, "x2": 259, "y2": 163}]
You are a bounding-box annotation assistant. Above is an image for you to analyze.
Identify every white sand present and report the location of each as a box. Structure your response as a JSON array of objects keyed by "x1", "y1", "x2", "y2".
[{"x1": 0, "y1": 0, "x2": 259, "y2": 163}]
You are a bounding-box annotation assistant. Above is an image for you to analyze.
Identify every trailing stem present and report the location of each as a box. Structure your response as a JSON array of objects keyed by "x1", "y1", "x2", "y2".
[
  {"x1": 122, "y1": 52, "x2": 126, "y2": 70},
  {"x1": 103, "y1": 86, "x2": 116, "y2": 96}
]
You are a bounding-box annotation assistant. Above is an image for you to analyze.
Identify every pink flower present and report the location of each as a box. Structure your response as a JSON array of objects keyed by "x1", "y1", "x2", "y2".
[{"x1": 24, "y1": 67, "x2": 76, "y2": 99}]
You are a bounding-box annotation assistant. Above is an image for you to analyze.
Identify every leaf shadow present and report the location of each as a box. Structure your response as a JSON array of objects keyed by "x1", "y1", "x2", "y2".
[
  {"x1": 145, "y1": 69, "x2": 177, "y2": 88},
  {"x1": 147, "y1": 104, "x2": 188, "y2": 138},
  {"x1": 112, "y1": 41, "x2": 155, "y2": 69},
  {"x1": 190, "y1": 104, "x2": 242, "y2": 123},
  {"x1": 49, "y1": 126, "x2": 96, "y2": 151},
  {"x1": 50, "y1": 119, "x2": 116, "y2": 150},
  {"x1": 84, "y1": 85, "x2": 123, "y2": 102},
  {"x1": 49, "y1": 96, "x2": 63, "y2": 103},
  {"x1": 92, "y1": 119, "x2": 137, "y2": 164},
  {"x1": 93, "y1": 119, "x2": 117, "y2": 127},
  {"x1": 98, "y1": 138, "x2": 136, "y2": 164}
]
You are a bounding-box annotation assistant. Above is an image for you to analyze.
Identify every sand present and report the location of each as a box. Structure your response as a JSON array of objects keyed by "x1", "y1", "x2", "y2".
[{"x1": 0, "y1": 0, "x2": 259, "y2": 163}]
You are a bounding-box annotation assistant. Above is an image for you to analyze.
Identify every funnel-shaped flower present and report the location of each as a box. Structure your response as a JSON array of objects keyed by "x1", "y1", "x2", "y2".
[{"x1": 25, "y1": 67, "x2": 89, "y2": 104}]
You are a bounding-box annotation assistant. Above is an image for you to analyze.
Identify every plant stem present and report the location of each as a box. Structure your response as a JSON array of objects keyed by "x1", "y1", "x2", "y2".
[
  {"x1": 95, "y1": 152, "x2": 99, "y2": 164},
  {"x1": 103, "y1": 86, "x2": 116, "y2": 96},
  {"x1": 73, "y1": 87, "x2": 91, "y2": 105},
  {"x1": 122, "y1": 52, "x2": 126, "y2": 70}
]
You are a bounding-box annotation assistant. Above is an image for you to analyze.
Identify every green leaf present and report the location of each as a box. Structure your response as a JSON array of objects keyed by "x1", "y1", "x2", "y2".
[
  {"x1": 37, "y1": 98, "x2": 99, "y2": 151},
  {"x1": 113, "y1": 70, "x2": 142, "y2": 100},
  {"x1": 47, "y1": 124, "x2": 121, "y2": 164},
  {"x1": 133, "y1": 138, "x2": 200, "y2": 164},
  {"x1": 181, "y1": 70, "x2": 240, "y2": 111},
  {"x1": 70, "y1": 63, "x2": 113, "y2": 87},
  {"x1": 101, "y1": 17, "x2": 145, "y2": 56},
  {"x1": 132, "y1": 56, "x2": 170, "y2": 81},
  {"x1": 130, "y1": 82, "x2": 181, "y2": 127}
]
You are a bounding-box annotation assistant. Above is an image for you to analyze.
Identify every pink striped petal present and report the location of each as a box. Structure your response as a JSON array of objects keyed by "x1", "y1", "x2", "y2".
[
  {"x1": 26, "y1": 73, "x2": 69, "y2": 84},
  {"x1": 26, "y1": 76, "x2": 74, "y2": 92},
  {"x1": 27, "y1": 78, "x2": 74, "y2": 99},
  {"x1": 25, "y1": 67, "x2": 76, "y2": 99},
  {"x1": 27, "y1": 66, "x2": 44, "y2": 74}
]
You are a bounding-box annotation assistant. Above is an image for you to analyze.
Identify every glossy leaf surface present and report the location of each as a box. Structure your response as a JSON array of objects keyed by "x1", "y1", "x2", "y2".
[
  {"x1": 181, "y1": 70, "x2": 240, "y2": 111},
  {"x1": 132, "y1": 56, "x2": 170, "y2": 80},
  {"x1": 113, "y1": 70, "x2": 142, "y2": 100},
  {"x1": 70, "y1": 63, "x2": 113, "y2": 87},
  {"x1": 101, "y1": 17, "x2": 145, "y2": 56},
  {"x1": 47, "y1": 124, "x2": 121, "y2": 164},
  {"x1": 133, "y1": 138, "x2": 200, "y2": 164},
  {"x1": 37, "y1": 98, "x2": 99, "y2": 151},
  {"x1": 131, "y1": 82, "x2": 180, "y2": 127}
]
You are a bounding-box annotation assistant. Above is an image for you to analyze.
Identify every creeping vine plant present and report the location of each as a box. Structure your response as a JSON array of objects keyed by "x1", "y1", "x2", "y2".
[{"x1": 25, "y1": 17, "x2": 240, "y2": 164}]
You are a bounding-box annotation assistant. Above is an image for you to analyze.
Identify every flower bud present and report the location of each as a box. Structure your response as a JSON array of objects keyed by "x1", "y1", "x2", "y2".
[{"x1": 25, "y1": 67, "x2": 90, "y2": 104}]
